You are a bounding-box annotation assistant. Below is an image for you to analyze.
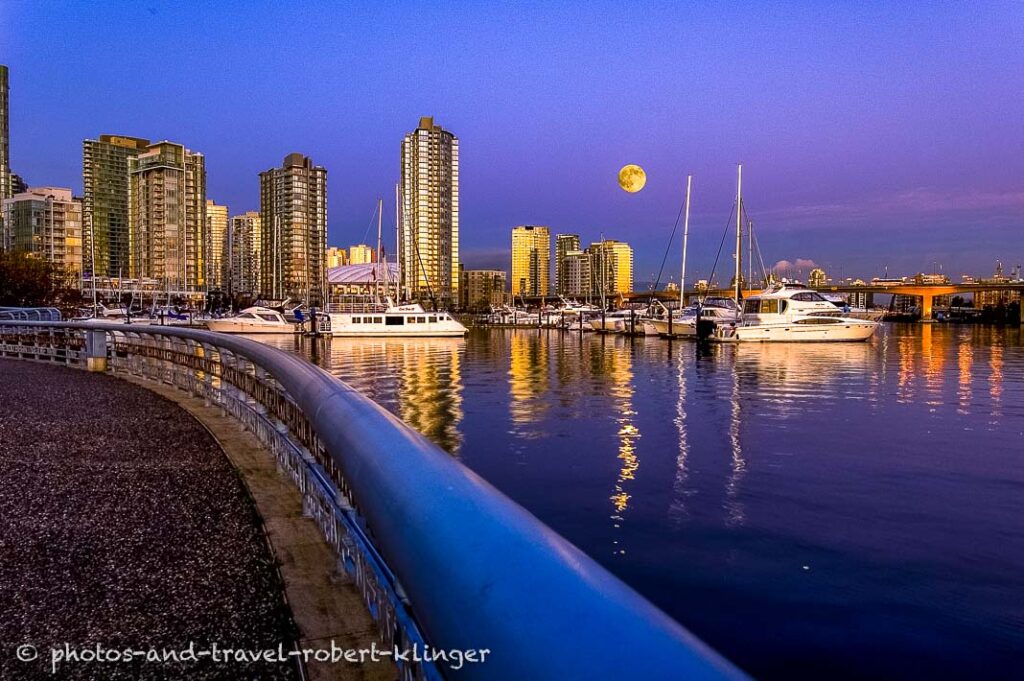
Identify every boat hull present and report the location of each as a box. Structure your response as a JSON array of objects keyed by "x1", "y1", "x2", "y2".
[
  {"x1": 647, "y1": 318, "x2": 697, "y2": 338},
  {"x1": 713, "y1": 320, "x2": 877, "y2": 343},
  {"x1": 329, "y1": 329, "x2": 467, "y2": 337},
  {"x1": 325, "y1": 312, "x2": 467, "y2": 337},
  {"x1": 206, "y1": 321, "x2": 297, "y2": 334},
  {"x1": 589, "y1": 320, "x2": 624, "y2": 333}
]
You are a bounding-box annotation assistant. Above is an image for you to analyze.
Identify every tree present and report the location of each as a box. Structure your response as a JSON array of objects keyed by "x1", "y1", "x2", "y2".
[{"x1": 0, "y1": 251, "x2": 85, "y2": 316}]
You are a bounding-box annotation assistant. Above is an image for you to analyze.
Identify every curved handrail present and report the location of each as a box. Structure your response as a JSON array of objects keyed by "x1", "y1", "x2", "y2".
[{"x1": 1, "y1": 321, "x2": 747, "y2": 681}]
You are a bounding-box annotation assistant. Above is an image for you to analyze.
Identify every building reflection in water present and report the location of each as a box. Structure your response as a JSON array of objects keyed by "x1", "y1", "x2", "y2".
[
  {"x1": 508, "y1": 331, "x2": 550, "y2": 436},
  {"x1": 897, "y1": 332, "x2": 916, "y2": 404},
  {"x1": 989, "y1": 336, "x2": 1003, "y2": 418},
  {"x1": 323, "y1": 338, "x2": 466, "y2": 455},
  {"x1": 602, "y1": 337, "x2": 638, "y2": 556},
  {"x1": 957, "y1": 331, "x2": 974, "y2": 415},
  {"x1": 398, "y1": 340, "x2": 465, "y2": 454}
]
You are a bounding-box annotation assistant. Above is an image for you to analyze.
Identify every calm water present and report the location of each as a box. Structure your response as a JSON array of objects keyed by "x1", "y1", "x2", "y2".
[{"x1": 259, "y1": 324, "x2": 1024, "y2": 679}]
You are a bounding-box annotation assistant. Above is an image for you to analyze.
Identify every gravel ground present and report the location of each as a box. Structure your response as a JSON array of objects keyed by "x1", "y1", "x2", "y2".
[{"x1": 0, "y1": 360, "x2": 300, "y2": 680}]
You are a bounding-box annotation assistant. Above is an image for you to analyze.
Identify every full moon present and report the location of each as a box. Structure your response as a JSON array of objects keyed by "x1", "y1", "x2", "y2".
[{"x1": 618, "y1": 164, "x2": 647, "y2": 193}]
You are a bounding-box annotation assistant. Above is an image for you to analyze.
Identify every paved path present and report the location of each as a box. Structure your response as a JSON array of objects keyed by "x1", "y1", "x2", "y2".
[{"x1": 0, "y1": 360, "x2": 309, "y2": 679}]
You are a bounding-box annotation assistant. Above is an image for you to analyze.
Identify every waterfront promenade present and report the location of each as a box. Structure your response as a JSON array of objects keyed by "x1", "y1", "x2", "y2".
[{"x1": 0, "y1": 360, "x2": 390, "y2": 680}]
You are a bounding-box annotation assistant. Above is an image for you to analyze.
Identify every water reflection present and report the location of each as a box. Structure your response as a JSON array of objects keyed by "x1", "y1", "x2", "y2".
[
  {"x1": 989, "y1": 338, "x2": 1003, "y2": 418},
  {"x1": 255, "y1": 335, "x2": 466, "y2": 454},
  {"x1": 248, "y1": 325, "x2": 1024, "y2": 679},
  {"x1": 958, "y1": 332, "x2": 973, "y2": 414},
  {"x1": 508, "y1": 332, "x2": 550, "y2": 435},
  {"x1": 604, "y1": 338, "x2": 638, "y2": 556},
  {"x1": 668, "y1": 349, "x2": 691, "y2": 524}
]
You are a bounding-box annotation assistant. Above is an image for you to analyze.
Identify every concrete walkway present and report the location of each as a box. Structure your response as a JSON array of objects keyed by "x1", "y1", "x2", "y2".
[{"x1": 0, "y1": 360, "x2": 394, "y2": 681}]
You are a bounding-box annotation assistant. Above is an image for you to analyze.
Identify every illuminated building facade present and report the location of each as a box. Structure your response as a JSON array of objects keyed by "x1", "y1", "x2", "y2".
[
  {"x1": 82, "y1": 134, "x2": 151, "y2": 280},
  {"x1": 128, "y1": 141, "x2": 207, "y2": 292},
  {"x1": 561, "y1": 250, "x2": 591, "y2": 298},
  {"x1": 2, "y1": 186, "x2": 83, "y2": 279},
  {"x1": 348, "y1": 244, "x2": 375, "y2": 264},
  {"x1": 400, "y1": 117, "x2": 459, "y2": 308},
  {"x1": 555, "y1": 233, "x2": 580, "y2": 295},
  {"x1": 228, "y1": 211, "x2": 261, "y2": 295},
  {"x1": 259, "y1": 153, "x2": 327, "y2": 304},
  {"x1": 511, "y1": 225, "x2": 550, "y2": 297},
  {"x1": 460, "y1": 268, "x2": 506, "y2": 310},
  {"x1": 587, "y1": 239, "x2": 633, "y2": 297},
  {"x1": 205, "y1": 199, "x2": 229, "y2": 290},
  {"x1": 326, "y1": 246, "x2": 348, "y2": 268}
]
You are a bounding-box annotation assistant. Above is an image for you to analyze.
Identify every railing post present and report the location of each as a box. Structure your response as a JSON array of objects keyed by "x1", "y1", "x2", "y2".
[{"x1": 84, "y1": 329, "x2": 108, "y2": 372}]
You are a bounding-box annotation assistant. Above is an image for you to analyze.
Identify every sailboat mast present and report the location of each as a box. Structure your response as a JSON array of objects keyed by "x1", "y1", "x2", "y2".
[
  {"x1": 376, "y1": 197, "x2": 383, "y2": 303},
  {"x1": 394, "y1": 182, "x2": 401, "y2": 302},
  {"x1": 680, "y1": 174, "x2": 692, "y2": 309},
  {"x1": 748, "y1": 219, "x2": 753, "y2": 290},
  {"x1": 734, "y1": 164, "x2": 743, "y2": 318}
]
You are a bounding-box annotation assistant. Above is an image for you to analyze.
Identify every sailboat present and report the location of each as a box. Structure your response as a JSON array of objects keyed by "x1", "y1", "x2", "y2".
[{"x1": 320, "y1": 194, "x2": 468, "y2": 338}]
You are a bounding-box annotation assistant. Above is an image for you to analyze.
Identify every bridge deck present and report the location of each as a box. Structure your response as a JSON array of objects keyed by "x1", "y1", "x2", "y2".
[{"x1": 0, "y1": 360, "x2": 302, "y2": 679}]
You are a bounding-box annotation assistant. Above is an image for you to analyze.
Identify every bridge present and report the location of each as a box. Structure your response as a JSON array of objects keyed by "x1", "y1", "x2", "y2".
[
  {"x1": 616, "y1": 282, "x2": 1024, "y2": 322},
  {"x1": 0, "y1": 320, "x2": 746, "y2": 680}
]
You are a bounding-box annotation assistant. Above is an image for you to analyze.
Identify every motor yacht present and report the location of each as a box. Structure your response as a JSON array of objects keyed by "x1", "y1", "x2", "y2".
[
  {"x1": 206, "y1": 307, "x2": 296, "y2": 334},
  {"x1": 321, "y1": 301, "x2": 467, "y2": 337},
  {"x1": 713, "y1": 284, "x2": 878, "y2": 342}
]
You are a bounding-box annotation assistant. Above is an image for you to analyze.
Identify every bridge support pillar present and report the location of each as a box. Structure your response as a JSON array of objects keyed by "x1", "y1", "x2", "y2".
[
  {"x1": 920, "y1": 294, "x2": 935, "y2": 323},
  {"x1": 84, "y1": 329, "x2": 108, "y2": 372}
]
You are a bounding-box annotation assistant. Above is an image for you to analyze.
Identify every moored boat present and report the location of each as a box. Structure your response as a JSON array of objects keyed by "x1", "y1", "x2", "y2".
[
  {"x1": 713, "y1": 284, "x2": 878, "y2": 342},
  {"x1": 321, "y1": 302, "x2": 467, "y2": 337},
  {"x1": 206, "y1": 307, "x2": 296, "y2": 334},
  {"x1": 647, "y1": 297, "x2": 740, "y2": 337}
]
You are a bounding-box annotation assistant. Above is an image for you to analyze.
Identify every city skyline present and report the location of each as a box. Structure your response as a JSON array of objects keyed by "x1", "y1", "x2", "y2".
[{"x1": 1, "y1": 3, "x2": 1022, "y2": 281}]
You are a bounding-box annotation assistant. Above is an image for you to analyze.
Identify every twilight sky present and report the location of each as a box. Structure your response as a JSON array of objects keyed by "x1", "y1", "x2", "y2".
[{"x1": 2, "y1": 1, "x2": 1022, "y2": 283}]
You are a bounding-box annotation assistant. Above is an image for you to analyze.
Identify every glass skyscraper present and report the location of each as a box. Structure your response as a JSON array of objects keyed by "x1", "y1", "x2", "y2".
[{"x1": 82, "y1": 134, "x2": 151, "y2": 281}]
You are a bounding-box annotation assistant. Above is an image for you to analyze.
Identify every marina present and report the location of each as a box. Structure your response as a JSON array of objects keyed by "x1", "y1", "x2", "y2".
[{"x1": 2, "y1": 3, "x2": 1022, "y2": 677}]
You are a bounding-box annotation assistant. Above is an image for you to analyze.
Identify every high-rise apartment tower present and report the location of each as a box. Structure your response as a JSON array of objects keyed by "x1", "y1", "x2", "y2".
[
  {"x1": 400, "y1": 117, "x2": 459, "y2": 308},
  {"x1": 259, "y1": 153, "x2": 327, "y2": 305}
]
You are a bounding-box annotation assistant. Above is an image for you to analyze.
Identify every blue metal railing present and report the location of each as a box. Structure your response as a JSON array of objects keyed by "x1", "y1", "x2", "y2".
[
  {"x1": 0, "y1": 306, "x2": 62, "y2": 321},
  {"x1": 0, "y1": 321, "x2": 747, "y2": 681}
]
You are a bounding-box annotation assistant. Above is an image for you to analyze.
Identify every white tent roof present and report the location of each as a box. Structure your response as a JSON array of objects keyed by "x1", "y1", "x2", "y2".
[{"x1": 327, "y1": 263, "x2": 398, "y2": 284}]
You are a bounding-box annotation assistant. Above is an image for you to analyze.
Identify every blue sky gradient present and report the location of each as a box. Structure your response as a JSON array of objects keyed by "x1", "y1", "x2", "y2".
[{"x1": 2, "y1": 1, "x2": 1021, "y2": 282}]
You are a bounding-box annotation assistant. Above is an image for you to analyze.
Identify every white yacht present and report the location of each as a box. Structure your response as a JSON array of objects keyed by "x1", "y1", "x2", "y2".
[
  {"x1": 588, "y1": 309, "x2": 644, "y2": 333},
  {"x1": 713, "y1": 284, "x2": 878, "y2": 342},
  {"x1": 320, "y1": 302, "x2": 467, "y2": 337},
  {"x1": 646, "y1": 297, "x2": 741, "y2": 337},
  {"x1": 206, "y1": 307, "x2": 296, "y2": 334}
]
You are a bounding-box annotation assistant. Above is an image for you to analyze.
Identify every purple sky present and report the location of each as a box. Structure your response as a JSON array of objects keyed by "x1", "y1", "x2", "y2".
[{"x1": 2, "y1": 1, "x2": 1021, "y2": 282}]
